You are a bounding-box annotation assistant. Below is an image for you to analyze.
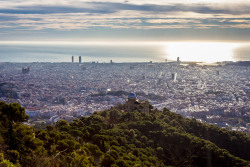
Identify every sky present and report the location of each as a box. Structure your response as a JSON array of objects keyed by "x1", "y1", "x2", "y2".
[{"x1": 0, "y1": 0, "x2": 250, "y2": 42}]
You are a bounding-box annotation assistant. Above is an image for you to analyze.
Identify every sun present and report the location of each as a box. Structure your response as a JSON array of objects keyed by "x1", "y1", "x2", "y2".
[{"x1": 165, "y1": 42, "x2": 240, "y2": 63}]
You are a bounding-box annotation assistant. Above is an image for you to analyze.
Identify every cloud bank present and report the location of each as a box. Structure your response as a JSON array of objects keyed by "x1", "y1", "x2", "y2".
[{"x1": 0, "y1": 0, "x2": 250, "y2": 41}]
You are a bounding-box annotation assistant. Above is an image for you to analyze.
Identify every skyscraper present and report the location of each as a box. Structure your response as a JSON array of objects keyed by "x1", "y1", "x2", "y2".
[
  {"x1": 177, "y1": 57, "x2": 180, "y2": 63},
  {"x1": 79, "y1": 56, "x2": 82, "y2": 64},
  {"x1": 172, "y1": 73, "x2": 177, "y2": 82}
]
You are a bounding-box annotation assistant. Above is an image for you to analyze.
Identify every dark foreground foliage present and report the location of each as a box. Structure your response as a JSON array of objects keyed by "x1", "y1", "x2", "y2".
[{"x1": 0, "y1": 101, "x2": 250, "y2": 167}]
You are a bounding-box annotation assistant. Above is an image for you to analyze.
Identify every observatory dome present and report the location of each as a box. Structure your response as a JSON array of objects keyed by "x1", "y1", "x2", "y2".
[{"x1": 128, "y1": 93, "x2": 136, "y2": 99}]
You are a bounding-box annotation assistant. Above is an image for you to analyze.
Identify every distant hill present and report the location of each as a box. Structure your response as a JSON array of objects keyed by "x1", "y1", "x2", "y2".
[{"x1": 0, "y1": 101, "x2": 250, "y2": 167}]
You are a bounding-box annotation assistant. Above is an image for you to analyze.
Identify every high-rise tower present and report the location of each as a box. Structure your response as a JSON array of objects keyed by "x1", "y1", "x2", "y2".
[
  {"x1": 172, "y1": 73, "x2": 177, "y2": 82},
  {"x1": 177, "y1": 57, "x2": 180, "y2": 64},
  {"x1": 79, "y1": 56, "x2": 82, "y2": 64}
]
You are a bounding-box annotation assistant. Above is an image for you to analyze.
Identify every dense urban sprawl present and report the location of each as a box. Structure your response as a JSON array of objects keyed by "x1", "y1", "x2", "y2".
[{"x1": 0, "y1": 62, "x2": 249, "y2": 132}]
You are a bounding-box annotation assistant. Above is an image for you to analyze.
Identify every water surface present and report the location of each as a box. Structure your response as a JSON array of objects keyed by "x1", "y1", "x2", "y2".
[{"x1": 0, "y1": 42, "x2": 249, "y2": 63}]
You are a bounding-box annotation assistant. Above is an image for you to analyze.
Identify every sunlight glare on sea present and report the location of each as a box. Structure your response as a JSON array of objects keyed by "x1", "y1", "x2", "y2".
[{"x1": 164, "y1": 42, "x2": 242, "y2": 63}]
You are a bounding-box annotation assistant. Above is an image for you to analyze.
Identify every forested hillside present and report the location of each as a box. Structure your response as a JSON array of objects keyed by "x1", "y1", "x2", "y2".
[{"x1": 0, "y1": 101, "x2": 250, "y2": 167}]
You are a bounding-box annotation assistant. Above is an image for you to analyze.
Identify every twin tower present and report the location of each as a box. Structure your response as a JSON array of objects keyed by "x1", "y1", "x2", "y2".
[{"x1": 72, "y1": 56, "x2": 81, "y2": 63}]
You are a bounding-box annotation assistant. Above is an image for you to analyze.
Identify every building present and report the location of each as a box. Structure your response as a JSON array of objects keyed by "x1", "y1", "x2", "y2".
[
  {"x1": 246, "y1": 123, "x2": 250, "y2": 131},
  {"x1": 26, "y1": 107, "x2": 40, "y2": 118},
  {"x1": 22, "y1": 67, "x2": 30, "y2": 74},
  {"x1": 124, "y1": 93, "x2": 150, "y2": 113},
  {"x1": 79, "y1": 56, "x2": 82, "y2": 64},
  {"x1": 50, "y1": 115, "x2": 60, "y2": 124},
  {"x1": 177, "y1": 57, "x2": 180, "y2": 63},
  {"x1": 172, "y1": 73, "x2": 177, "y2": 82}
]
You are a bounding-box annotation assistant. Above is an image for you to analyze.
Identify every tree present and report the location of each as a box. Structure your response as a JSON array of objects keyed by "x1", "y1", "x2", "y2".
[
  {"x1": 0, "y1": 153, "x2": 16, "y2": 167},
  {"x1": 0, "y1": 102, "x2": 29, "y2": 125},
  {"x1": 0, "y1": 102, "x2": 29, "y2": 149},
  {"x1": 108, "y1": 109, "x2": 121, "y2": 125},
  {"x1": 101, "y1": 154, "x2": 115, "y2": 167}
]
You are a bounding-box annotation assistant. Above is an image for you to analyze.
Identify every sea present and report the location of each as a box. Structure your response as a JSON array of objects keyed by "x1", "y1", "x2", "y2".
[{"x1": 0, "y1": 42, "x2": 249, "y2": 63}]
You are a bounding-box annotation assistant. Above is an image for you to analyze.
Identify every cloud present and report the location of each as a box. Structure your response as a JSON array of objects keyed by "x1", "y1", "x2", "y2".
[
  {"x1": 0, "y1": 1, "x2": 250, "y2": 15},
  {"x1": 221, "y1": 24, "x2": 250, "y2": 28},
  {"x1": 229, "y1": 19, "x2": 250, "y2": 23},
  {"x1": 146, "y1": 19, "x2": 201, "y2": 24},
  {"x1": 1, "y1": 12, "x2": 250, "y2": 31},
  {"x1": 0, "y1": 0, "x2": 250, "y2": 34}
]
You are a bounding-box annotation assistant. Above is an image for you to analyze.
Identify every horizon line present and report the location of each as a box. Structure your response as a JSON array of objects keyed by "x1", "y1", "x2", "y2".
[{"x1": 0, "y1": 40, "x2": 250, "y2": 46}]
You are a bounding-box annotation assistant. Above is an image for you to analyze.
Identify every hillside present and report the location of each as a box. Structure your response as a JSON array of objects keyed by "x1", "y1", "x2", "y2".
[{"x1": 0, "y1": 101, "x2": 250, "y2": 167}]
